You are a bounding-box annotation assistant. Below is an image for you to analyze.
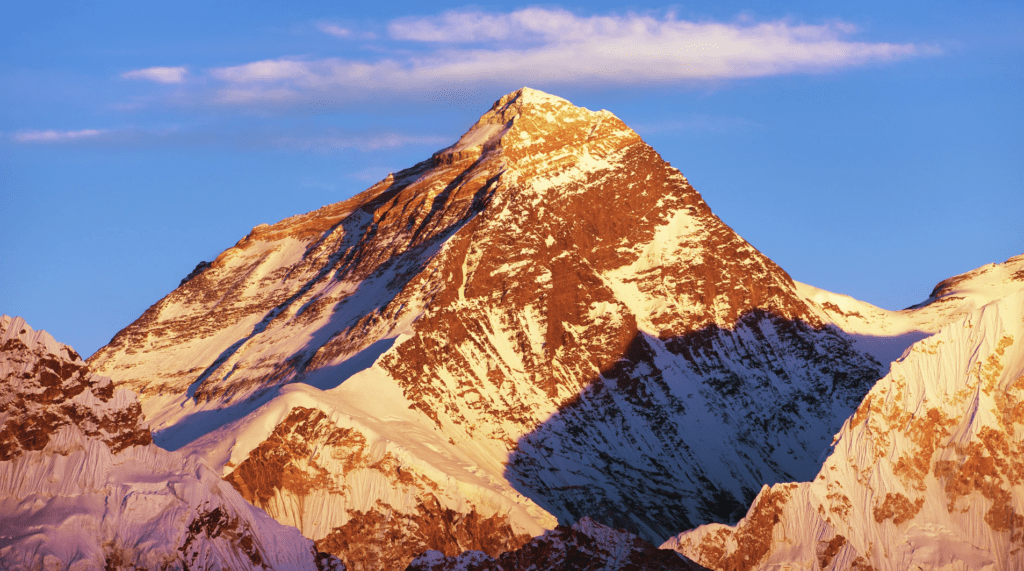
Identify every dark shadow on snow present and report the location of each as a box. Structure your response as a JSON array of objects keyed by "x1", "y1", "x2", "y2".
[
  {"x1": 301, "y1": 337, "x2": 396, "y2": 391},
  {"x1": 501, "y1": 309, "x2": 931, "y2": 544},
  {"x1": 846, "y1": 330, "x2": 932, "y2": 373},
  {"x1": 157, "y1": 338, "x2": 400, "y2": 451}
]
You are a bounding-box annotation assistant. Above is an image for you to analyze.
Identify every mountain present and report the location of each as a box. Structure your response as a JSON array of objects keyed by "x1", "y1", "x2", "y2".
[
  {"x1": 87, "y1": 88, "x2": 938, "y2": 567},
  {"x1": 664, "y1": 255, "x2": 1024, "y2": 570},
  {"x1": 406, "y1": 517, "x2": 708, "y2": 571},
  {"x1": 0, "y1": 315, "x2": 343, "y2": 571}
]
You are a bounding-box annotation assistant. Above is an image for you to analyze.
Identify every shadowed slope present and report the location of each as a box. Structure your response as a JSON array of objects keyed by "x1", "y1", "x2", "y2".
[
  {"x1": 504, "y1": 311, "x2": 881, "y2": 541},
  {"x1": 407, "y1": 517, "x2": 709, "y2": 571}
]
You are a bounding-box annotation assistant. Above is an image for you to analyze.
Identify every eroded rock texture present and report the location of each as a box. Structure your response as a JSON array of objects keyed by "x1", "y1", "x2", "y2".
[
  {"x1": 225, "y1": 407, "x2": 531, "y2": 571},
  {"x1": 0, "y1": 316, "x2": 151, "y2": 460}
]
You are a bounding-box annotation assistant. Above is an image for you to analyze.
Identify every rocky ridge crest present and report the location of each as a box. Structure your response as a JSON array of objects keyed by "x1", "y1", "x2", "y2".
[{"x1": 1, "y1": 315, "x2": 152, "y2": 460}]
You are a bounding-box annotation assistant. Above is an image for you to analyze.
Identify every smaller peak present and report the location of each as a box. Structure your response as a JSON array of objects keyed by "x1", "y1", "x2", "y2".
[{"x1": 1, "y1": 315, "x2": 76, "y2": 360}]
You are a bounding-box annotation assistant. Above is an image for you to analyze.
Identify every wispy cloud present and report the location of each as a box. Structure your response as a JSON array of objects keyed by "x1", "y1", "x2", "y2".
[
  {"x1": 214, "y1": 88, "x2": 302, "y2": 104},
  {"x1": 210, "y1": 59, "x2": 314, "y2": 83},
  {"x1": 13, "y1": 129, "x2": 108, "y2": 143},
  {"x1": 9, "y1": 124, "x2": 445, "y2": 153},
  {"x1": 198, "y1": 9, "x2": 936, "y2": 105},
  {"x1": 121, "y1": 66, "x2": 188, "y2": 84},
  {"x1": 388, "y1": 11, "x2": 521, "y2": 43},
  {"x1": 273, "y1": 131, "x2": 448, "y2": 152},
  {"x1": 317, "y1": 22, "x2": 352, "y2": 38}
]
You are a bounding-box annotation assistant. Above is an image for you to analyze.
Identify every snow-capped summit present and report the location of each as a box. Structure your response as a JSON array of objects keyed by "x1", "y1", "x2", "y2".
[
  {"x1": 509, "y1": 86, "x2": 571, "y2": 105},
  {"x1": 84, "y1": 88, "x2": 965, "y2": 568}
]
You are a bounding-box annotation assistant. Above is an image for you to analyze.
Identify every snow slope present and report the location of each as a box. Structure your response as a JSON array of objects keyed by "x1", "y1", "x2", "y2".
[{"x1": 797, "y1": 254, "x2": 1024, "y2": 368}]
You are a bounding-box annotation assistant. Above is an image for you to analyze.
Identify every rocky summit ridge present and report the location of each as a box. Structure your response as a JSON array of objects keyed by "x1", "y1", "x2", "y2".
[{"x1": 69, "y1": 87, "x2": 1024, "y2": 570}]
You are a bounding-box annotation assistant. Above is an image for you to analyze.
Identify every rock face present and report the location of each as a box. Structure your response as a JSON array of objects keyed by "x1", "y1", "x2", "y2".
[
  {"x1": 1, "y1": 316, "x2": 152, "y2": 462},
  {"x1": 89, "y1": 88, "x2": 911, "y2": 567},
  {"x1": 0, "y1": 315, "x2": 343, "y2": 571},
  {"x1": 664, "y1": 256, "x2": 1024, "y2": 570},
  {"x1": 407, "y1": 517, "x2": 709, "y2": 571}
]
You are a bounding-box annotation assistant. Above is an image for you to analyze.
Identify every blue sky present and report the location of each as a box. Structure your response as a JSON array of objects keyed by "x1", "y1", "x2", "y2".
[{"x1": 2, "y1": 1, "x2": 1022, "y2": 356}]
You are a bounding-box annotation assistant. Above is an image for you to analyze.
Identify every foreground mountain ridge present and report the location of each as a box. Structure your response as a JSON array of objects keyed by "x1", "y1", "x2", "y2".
[
  {"x1": 83, "y1": 87, "x2": 1014, "y2": 568},
  {"x1": 0, "y1": 315, "x2": 342, "y2": 571}
]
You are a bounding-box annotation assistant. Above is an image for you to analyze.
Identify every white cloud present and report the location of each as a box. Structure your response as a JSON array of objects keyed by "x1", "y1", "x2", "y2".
[
  {"x1": 198, "y1": 9, "x2": 934, "y2": 105},
  {"x1": 13, "y1": 129, "x2": 107, "y2": 143},
  {"x1": 121, "y1": 66, "x2": 189, "y2": 84},
  {"x1": 317, "y1": 22, "x2": 352, "y2": 38},
  {"x1": 389, "y1": 11, "x2": 520, "y2": 42},
  {"x1": 383, "y1": 10, "x2": 932, "y2": 80},
  {"x1": 214, "y1": 87, "x2": 303, "y2": 104},
  {"x1": 210, "y1": 60, "x2": 314, "y2": 83}
]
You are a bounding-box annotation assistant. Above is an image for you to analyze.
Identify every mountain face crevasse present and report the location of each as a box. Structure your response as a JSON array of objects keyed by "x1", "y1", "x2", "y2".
[{"x1": 89, "y1": 88, "x2": 899, "y2": 567}]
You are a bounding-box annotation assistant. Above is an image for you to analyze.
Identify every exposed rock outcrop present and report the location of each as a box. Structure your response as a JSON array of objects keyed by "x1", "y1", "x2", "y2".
[{"x1": 0, "y1": 315, "x2": 343, "y2": 571}]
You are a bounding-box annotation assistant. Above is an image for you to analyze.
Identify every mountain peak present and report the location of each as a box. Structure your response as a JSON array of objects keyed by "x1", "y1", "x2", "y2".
[
  {"x1": 1, "y1": 315, "x2": 80, "y2": 364},
  {"x1": 501, "y1": 86, "x2": 572, "y2": 108},
  {"x1": 438, "y1": 86, "x2": 634, "y2": 185},
  {"x1": 89, "y1": 89, "x2": 859, "y2": 565},
  {"x1": 482, "y1": 86, "x2": 615, "y2": 131},
  {"x1": 0, "y1": 318, "x2": 343, "y2": 571}
]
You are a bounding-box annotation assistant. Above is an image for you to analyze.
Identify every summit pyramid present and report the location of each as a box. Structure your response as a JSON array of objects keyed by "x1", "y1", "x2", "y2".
[{"x1": 87, "y1": 88, "x2": 942, "y2": 569}]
